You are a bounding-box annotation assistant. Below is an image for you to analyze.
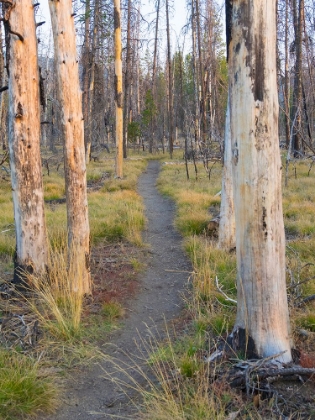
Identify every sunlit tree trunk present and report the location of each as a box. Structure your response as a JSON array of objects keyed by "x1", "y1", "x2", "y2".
[
  {"x1": 0, "y1": 22, "x2": 8, "y2": 151},
  {"x1": 114, "y1": 0, "x2": 123, "y2": 178},
  {"x1": 5, "y1": 0, "x2": 48, "y2": 282},
  {"x1": 49, "y1": 0, "x2": 91, "y2": 294},
  {"x1": 229, "y1": 0, "x2": 292, "y2": 362}
]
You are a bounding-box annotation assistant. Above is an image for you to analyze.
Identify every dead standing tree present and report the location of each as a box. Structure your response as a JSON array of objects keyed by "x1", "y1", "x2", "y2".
[
  {"x1": 228, "y1": 0, "x2": 292, "y2": 362},
  {"x1": 114, "y1": 0, "x2": 123, "y2": 178},
  {"x1": 49, "y1": 0, "x2": 91, "y2": 294},
  {"x1": 4, "y1": 0, "x2": 48, "y2": 282}
]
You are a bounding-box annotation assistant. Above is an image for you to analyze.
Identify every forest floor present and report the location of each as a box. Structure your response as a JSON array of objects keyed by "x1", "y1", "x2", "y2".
[{"x1": 43, "y1": 160, "x2": 192, "y2": 419}]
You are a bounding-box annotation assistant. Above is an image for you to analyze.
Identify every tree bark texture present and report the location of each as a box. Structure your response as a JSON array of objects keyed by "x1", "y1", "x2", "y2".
[
  {"x1": 49, "y1": 0, "x2": 91, "y2": 294},
  {"x1": 114, "y1": 0, "x2": 123, "y2": 178},
  {"x1": 218, "y1": 93, "x2": 235, "y2": 250},
  {"x1": 229, "y1": 0, "x2": 292, "y2": 362},
  {"x1": 6, "y1": 0, "x2": 48, "y2": 281}
]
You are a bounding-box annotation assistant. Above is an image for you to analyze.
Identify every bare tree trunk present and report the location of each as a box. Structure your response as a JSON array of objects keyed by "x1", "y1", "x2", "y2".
[
  {"x1": 191, "y1": 0, "x2": 200, "y2": 147},
  {"x1": 114, "y1": 0, "x2": 123, "y2": 178},
  {"x1": 218, "y1": 92, "x2": 235, "y2": 250},
  {"x1": 5, "y1": 0, "x2": 48, "y2": 282},
  {"x1": 291, "y1": 0, "x2": 304, "y2": 157},
  {"x1": 86, "y1": 0, "x2": 100, "y2": 164},
  {"x1": 149, "y1": 0, "x2": 160, "y2": 154},
  {"x1": 0, "y1": 21, "x2": 7, "y2": 151},
  {"x1": 284, "y1": 0, "x2": 290, "y2": 147},
  {"x1": 123, "y1": 0, "x2": 132, "y2": 158},
  {"x1": 165, "y1": 0, "x2": 173, "y2": 158},
  {"x1": 82, "y1": 0, "x2": 91, "y2": 161},
  {"x1": 229, "y1": 0, "x2": 292, "y2": 362},
  {"x1": 49, "y1": 0, "x2": 91, "y2": 294},
  {"x1": 195, "y1": 0, "x2": 207, "y2": 146}
]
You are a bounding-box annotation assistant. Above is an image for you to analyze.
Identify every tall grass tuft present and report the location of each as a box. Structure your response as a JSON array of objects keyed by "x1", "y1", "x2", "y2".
[{"x1": 25, "y1": 246, "x2": 86, "y2": 342}]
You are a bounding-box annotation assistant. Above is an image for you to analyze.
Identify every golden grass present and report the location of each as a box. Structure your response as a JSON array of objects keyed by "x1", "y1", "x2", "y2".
[{"x1": 25, "y1": 246, "x2": 85, "y2": 342}]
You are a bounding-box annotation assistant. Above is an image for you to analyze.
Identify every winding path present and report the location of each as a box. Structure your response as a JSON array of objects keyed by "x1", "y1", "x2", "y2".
[{"x1": 48, "y1": 160, "x2": 192, "y2": 419}]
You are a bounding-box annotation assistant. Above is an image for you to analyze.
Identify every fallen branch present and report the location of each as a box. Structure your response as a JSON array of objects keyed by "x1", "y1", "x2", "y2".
[
  {"x1": 229, "y1": 364, "x2": 315, "y2": 389},
  {"x1": 215, "y1": 276, "x2": 237, "y2": 304}
]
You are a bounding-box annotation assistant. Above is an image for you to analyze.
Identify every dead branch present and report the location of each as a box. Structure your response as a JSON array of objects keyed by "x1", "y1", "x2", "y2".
[
  {"x1": 301, "y1": 294, "x2": 315, "y2": 304},
  {"x1": 229, "y1": 364, "x2": 315, "y2": 389},
  {"x1": 215, "y1": 276, "x2": 237, "y2": 304}
]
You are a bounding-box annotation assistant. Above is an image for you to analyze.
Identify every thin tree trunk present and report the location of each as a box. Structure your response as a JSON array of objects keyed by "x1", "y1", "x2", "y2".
[
  {"x1": 191, "y1": 0, "x2": 200, "y2": 147},
  {"x1": 82, "y1": 0, "x2": 91, "y2": 163},
  {"x1": 195, "y1": 0, "x2": 207, "y2": 146},
  {"x1": 229, "y1": 0, "x2": 292, "y2": 362},
  {"x1": 291, "y1": 0, "x2": 304, "y2": 157},
  {"x1": 5, "y1": 0, "x2": 48, "y2": 282},
  {"x1": 284, "y1": 0, "x2": 290, "y2": 147},
  {"x1": 165, "y1": 0, "x2": 173, "y2": 158},
  {"x1": 86, "y1": 0, "x2": 99, "y2": 164},
  {"x1": 123, "y1": 0, "x2": 132, "y2": 158},
  {"x1": 114, "y1": 0, "x2": 123, "y2": 178},
  {"x1": 49, "y1": 0, "x2": 91, "y2": 294},
  {"x1": 149, "y1": 0, "x2": 160, "y2": 154},
  {"x1": 0, "y1": 22, "x2": 7, "y2": 151}
]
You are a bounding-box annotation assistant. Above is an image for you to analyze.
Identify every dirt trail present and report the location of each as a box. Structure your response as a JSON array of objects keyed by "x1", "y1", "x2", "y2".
[{"x1": 47, "y1": 160, "x2": 192, "y2": 419}]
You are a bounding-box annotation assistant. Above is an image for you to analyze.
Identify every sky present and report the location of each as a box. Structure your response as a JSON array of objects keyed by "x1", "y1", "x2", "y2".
[{"x1": 36, "y1": 0, "x2": 225, "y2": 57}]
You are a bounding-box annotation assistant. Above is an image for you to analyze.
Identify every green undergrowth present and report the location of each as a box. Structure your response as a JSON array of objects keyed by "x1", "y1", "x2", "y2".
[{"x1": 0, "y1": 349, "x2": 57, "y2": 420}]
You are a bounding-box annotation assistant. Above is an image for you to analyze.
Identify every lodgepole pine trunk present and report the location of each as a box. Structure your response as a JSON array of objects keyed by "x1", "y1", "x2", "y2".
[
  {"x1": 6, "y1": 0, "x2": 48, "y2": 282},
  {"x1": 114, "y1": 0, "x2": 123, "y2": 178},
  {"x1": 49, "y1": 0, "x2": 91, "y2": 294},
  {"x1": 229, "y1": 0, "x2": 292, "y2": 362}
]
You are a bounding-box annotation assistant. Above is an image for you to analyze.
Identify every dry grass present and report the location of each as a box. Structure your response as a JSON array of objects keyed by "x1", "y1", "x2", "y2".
[{"x1": 24, "y1": 245, "x2": 86, "y2": 342}]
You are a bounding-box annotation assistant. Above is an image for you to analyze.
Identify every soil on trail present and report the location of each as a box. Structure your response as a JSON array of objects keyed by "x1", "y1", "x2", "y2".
[{"x1": 47, "y1": 160, "x2": 192, "y2": 419}]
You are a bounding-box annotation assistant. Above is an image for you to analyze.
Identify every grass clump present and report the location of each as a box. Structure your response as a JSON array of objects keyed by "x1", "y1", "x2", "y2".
[
  {"x1": 102, "y1": 301, "x2": 125, "y2": 321},
  {"x1": 26, "y1": 247, "x2": 86, "y2": 342},
  {"x1": 0, "y1": 349, "x2": 57, "y2": 419}
]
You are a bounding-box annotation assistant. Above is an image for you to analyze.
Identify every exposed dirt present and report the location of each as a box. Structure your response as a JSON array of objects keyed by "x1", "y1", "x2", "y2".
[{"x1": 44, "y1": 160, "x2": 192, "y2": 419}]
